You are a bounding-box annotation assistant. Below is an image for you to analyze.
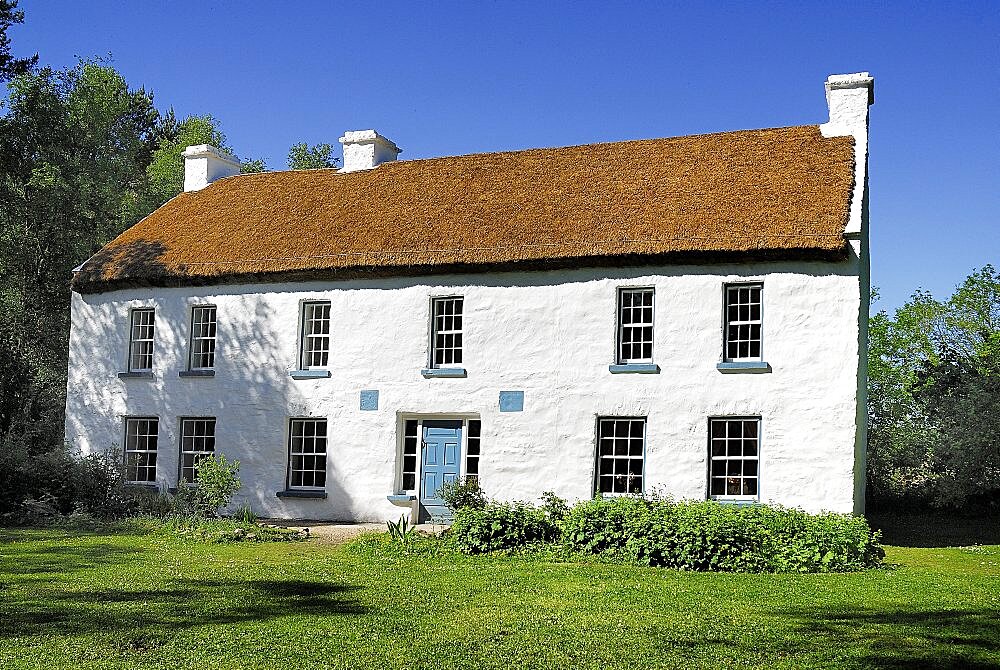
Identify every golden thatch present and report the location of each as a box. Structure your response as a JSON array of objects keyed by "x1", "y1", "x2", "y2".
[{"x1": 73, "y1": 124, "x2": 855, "y2": 293}]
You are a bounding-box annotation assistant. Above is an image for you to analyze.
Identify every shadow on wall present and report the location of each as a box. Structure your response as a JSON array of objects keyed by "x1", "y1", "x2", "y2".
[{"x1": 65, "y1": 274, "x2": 355, "y2": 518}]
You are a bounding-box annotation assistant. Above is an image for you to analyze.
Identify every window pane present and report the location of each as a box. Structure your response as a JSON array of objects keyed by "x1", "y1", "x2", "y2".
[{"x1": 596, "y1": 418, "x2": 645, "y2": 495}]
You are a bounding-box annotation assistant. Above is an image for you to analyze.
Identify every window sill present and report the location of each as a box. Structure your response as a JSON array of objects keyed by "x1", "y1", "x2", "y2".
[
  {"x1": 289, "y1": 369, "x2": 331, "y2": 379},
  {"x1": 716, "y1": 361, "x2": 771, "y2": 373},
  {"x1": 609, "y1": 363, "x2": 660, "y2": 374},
  {"x1": 118, "y1": 371, "x2": 153, "y2": 379},
  {"x1": 710, "y1": 498, "x2": 760, "y2": 506},
  {"x1": 179, "y1": 369, "x2": 215, "y2": 378},
  {"x1": 387, "y1": 494, "x2": 416, "y2": 507},
  {"x1": 125, "y1": 482, "x2": 158, "y2": 490},
  {"x1": 421, "y1": 368, "x2": 467, "y2": 378},
  {"x1": 276, "y1": 489, "x2": 328, "y2": 499}
]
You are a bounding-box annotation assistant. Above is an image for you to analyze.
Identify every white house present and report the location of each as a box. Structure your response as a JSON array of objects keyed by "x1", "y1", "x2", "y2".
[{"x1": 65, "y1": 73, "x2": 874, "y2": 522}]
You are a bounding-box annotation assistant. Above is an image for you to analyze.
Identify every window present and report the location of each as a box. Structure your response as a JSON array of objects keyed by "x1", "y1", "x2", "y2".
[
  {"x1": 300, "y1": 301, "x2": 331, "y2": 369},
  {"x1": 617, "y1": 288, "x2": 654, "y2": 364},
  {"x1": 128, "y1": 308, "x2": 155, "y2": 372},
  {"x1": 401, "y1": 420, "x2": 419, "y2": 491},
  {"x1": 596, "y1": 417, "x2": 645, "y2": 494},
  {"x1": 430, "y1": 297, "x2": 463, "y2": 367},
  {"x1": 709, "y1": 418, "x2": 760, "y2": 499},
  {"x1": 179, "y1": 417, "x2": 216, "y2": 483},
  {"x1": 724, "y1": 284, "x2": 762, "y2": 361},
  {"x1": 124, "y1": 417, "x2": 158, "y2": 484},
  {"x1": 188, "y1": 306, "x2": 217, "y2": 370},
  {"x1": 466, "y1": 420, "x2": 481, "y2": 483},
  {"x1": 288, "y1": 418, "x2": 327, "y2": 489}
]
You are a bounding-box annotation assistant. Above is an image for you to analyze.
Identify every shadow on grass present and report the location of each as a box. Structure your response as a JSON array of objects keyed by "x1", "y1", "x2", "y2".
[
  {"x1": 0, "y1": 576, "x2": 364, "y2": 643},
  {"x1": 869, "y1": 513, "x2": 1000, "y2": 548},
  {"x1": 0, "y1": 542, "x2": 145, "y2": 577},
  {"x1": 779, "y1": 606, "x2": 1000, "y2": 669}
]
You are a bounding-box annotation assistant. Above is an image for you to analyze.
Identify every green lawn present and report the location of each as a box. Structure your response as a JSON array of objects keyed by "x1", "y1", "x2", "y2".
[{"x1": 0, "y1": 525, "x2": 998, "y2": 670}]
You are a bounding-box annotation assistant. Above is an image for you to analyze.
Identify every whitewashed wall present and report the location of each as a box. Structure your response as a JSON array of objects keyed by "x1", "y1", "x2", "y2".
[{"x1": 65, "y1": 255, "x2": 865, "y2": 520}]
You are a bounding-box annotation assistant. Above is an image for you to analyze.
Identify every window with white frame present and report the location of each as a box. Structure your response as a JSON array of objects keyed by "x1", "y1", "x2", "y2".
[
  {"x1": 596, "y1": 417, "x2": 645, "y2": 494},
  {"x1": 128, "y1": 308, "x2": 155, "y2": 372},
  {"x1": 617, "y1": 288, "x2": 654, "y2": 364},
  {"x1": 709, "y1": 417, "x2": 760, "y2": 499},
  {"x1": 124, "y1": 417, "x2": 158, "y2": 484},
  {"x1": 288, "y1": 418, "x2": 327, "y2": 489},
  {"x1": 179, "y1": 417, "x2": 216, "y2": 483},
  {"x1": 300, "y1": 301, "x2": 331, "y2": 369},
  {"x1": 431, "y1": 297, "x2": 463, "y2": 367},
  {"x1": 724, "y1": 284, "x2": 762, "y2": 361},
  {"x1": 188, "y1": 306, "x2": 217, "y2": 370}
]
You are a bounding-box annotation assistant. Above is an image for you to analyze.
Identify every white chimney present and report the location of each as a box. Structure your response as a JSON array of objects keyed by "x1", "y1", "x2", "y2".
[
  {"x1": 820, "y1": 72, "x2": 874, "y2": 236},
  {"x1": 182, "y1": 144, "x2": 242, "y2": 192},
  {"x1": 338, "y1": 130, "x2": 402, "y2": 173}
]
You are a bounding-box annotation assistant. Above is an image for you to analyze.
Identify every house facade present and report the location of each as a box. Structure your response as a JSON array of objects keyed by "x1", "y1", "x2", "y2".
[{"x1": 65, "y1": 73, "x2": 874, "y2": 521}]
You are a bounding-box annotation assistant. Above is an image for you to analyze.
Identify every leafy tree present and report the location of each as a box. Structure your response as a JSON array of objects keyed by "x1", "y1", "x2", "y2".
[
  {"x1": 240, "y1": 158, "x2": 268, "y2": 173},
  {"x1": 287, "y1": 142, "x2": 338, "y2": 170},
  {"x1": 0, "y1": 0, "x2": 36, "y2": 81},
  {"x1": 0, "y1": 59, "x2": 160, "y2": 462},
  {"x1": 868, "y1": 265, "x2": 1000, "y2": 509},
  {"x1": 141, "y1": 114, "x2": 228, "y2": 210}
]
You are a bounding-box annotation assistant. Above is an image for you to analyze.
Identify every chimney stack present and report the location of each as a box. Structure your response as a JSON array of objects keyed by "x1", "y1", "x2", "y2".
[
  {"x1": 820, "y1": 73, "x2": 874, "y2": 236},
  {"x1": 182, "y1": 145, "x2": 241, "y2": 192},
  {"x1": 820, "y1": 72, "x2": 874, "y2": 139},
  {"x1": 338, "y1": 130, "x2": 402, "y2": 173}
]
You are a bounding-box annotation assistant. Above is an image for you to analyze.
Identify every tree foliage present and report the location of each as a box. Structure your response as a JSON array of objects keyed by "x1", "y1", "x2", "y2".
[
  {"x1": 0, "y1": 0, "x2": 36, "y2": 81},
  {"x1": 0, "y1": 60, "x2": 160, "y2": 452},
  {"x1": 868, "y1": 265, "x2": 1000, "y2": 509},
  {"x1": 287, "y1": 142, "x2": 338, "y2": 170}
]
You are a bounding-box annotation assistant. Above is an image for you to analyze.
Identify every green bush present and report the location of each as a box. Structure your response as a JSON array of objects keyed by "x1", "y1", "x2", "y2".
[
  {"x1": 561, "y1": 497, "x2": 884, "y2": 572},
  {"x1": 173, "y1": 454, "x2": 242, "y2": 517},
  {"x1": 438, "y1": 477, "x2": 487, "y2": 511},
  {"x1": 449, "y1": 501, "x2": 558, "y2": 553}
]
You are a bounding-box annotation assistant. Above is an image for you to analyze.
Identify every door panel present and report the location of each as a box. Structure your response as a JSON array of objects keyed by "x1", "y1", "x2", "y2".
[{"x1": 420, "y1": 420, "x2": 463, "y2": 509}]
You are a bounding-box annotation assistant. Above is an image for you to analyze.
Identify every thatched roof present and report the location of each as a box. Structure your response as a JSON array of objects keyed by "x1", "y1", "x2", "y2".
[{"x1": 72, "y1": 124, "x2": 855, "y2": 293}]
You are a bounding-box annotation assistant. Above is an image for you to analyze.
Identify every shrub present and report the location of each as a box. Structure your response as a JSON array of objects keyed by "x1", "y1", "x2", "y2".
[
  {"x1": 449, "y1": 501, "x2": 557, "y2": 553},
  {"x1": 172, "y1": 454, "x2": 242, "y2": 517},
  {"x1": 539, "y1": 490, "x2": 570, "y2": 522},
  {"x1": 561, "y1": 497, "x2": 884, "y2": 572},
  {"x1": 438, "y1": 477, "x2": 487, "y2": 512}
]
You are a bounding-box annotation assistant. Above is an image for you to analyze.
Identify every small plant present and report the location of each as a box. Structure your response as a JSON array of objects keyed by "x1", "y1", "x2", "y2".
[
  {"x1": 192, "y1": 454, "x2": 242, "y2": 516},
  {"x1": 386, "y1": 515, "x2": 415, "y2": 544},
  {"x1": 236, "y1": 503, "x2": 257, "y2": 524},
  {"x1": 438, "y1": 477, "x2": 488, "y2": 512},
  {"x1": 539, "y1": 490, "x2": 570, "y2": 522}
]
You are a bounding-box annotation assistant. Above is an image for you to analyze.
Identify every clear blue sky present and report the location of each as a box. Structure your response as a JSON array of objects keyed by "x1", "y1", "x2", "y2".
[{"x1": 8, "y1": 1, "x2": 999, "y2": 312}]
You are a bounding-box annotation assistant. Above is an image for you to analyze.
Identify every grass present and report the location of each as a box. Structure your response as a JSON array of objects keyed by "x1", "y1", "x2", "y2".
[{"x1": 0, "y1": 518, "x2": 998, "y2": 669}]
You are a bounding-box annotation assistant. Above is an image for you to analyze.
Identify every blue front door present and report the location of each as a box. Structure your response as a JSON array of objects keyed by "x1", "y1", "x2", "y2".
[{"x1": 421, "y1": 420, "x2": 462, "y2": 517}]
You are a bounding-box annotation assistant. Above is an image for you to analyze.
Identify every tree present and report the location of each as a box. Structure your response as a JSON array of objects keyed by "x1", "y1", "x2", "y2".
[
  {"x1": 0, "y1": 60, "x2": 160, "y2": 453},
  {"x1": 287, "y1": 142, "x2": 338, "y2": 170},
  {"x1": 0, "y1": 0, "x2": 36, "y2": 81},
  {"x1": 868, "y1": 265, "x2": 1000, "y2": 509},
  {"x1": 141, "y1": 114, "x2": 229, "y2": 210}
]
